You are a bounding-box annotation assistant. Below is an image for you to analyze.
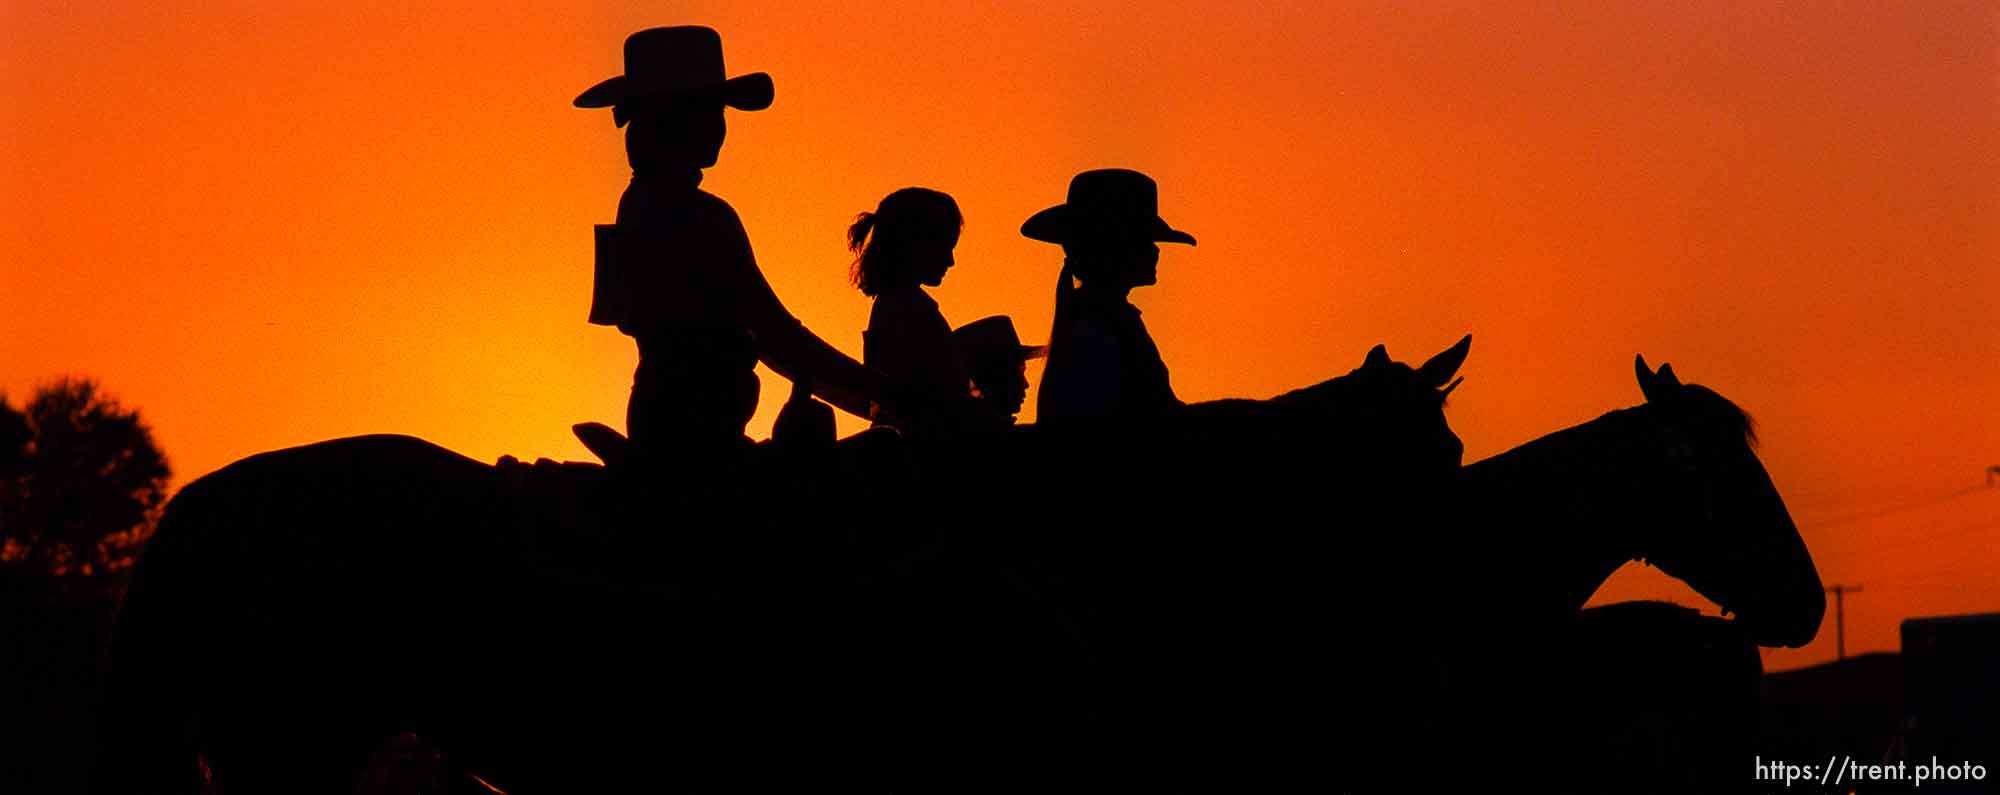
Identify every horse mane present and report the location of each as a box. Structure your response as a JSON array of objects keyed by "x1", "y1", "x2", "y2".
[{"x1": 1678, "y1": 384, "x2": 1758, "y2": 449}]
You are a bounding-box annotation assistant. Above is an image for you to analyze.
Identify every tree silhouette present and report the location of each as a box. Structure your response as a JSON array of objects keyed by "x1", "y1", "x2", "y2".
[
  {"x1": 0, "y1": 380, "x2": 168, "y2": 794},
  {"x1": 0, "y1": 378, "x2": 171, "y2": 579}
]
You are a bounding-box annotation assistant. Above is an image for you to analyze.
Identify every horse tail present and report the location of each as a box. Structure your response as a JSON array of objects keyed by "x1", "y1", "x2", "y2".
[{"x1": 91, "y1": 478, "x2": 219, "y2": 794}]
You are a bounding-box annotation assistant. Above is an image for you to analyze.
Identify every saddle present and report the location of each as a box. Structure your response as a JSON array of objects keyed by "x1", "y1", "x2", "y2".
[
  {"x1": 566, "y1": 376, "x2": 851, "y2": 469},
  {"x1": 489, "y1": 392, "x2": 914, "y2": 592}
]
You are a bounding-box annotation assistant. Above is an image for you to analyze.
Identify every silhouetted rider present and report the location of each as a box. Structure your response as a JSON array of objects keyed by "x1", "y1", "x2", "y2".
[
  {"x1": 1024, "y1": 169, "x2": 1195, "y2": 425},
  {"x1": 577, "y1": 26, "x2": 895, "y2": 462}
]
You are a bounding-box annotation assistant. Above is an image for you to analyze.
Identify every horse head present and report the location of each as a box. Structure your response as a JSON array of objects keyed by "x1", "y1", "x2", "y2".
[
  {"x1": 1628, "y1": 356, "x2": 1824, "y2": 648},
  {"x1": 1178, "y1": 334, "x2": 1469, "y2": 489},
  {"x1": 1338, "y1": 333, "x2": 1471, "y2": 478}
]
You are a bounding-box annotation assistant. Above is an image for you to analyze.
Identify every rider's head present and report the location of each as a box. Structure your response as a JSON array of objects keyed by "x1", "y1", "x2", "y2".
[
  {"x1": 622, "y1": 96, "x2": 726, "y2": 173},
  {"x1": 1021, "y1": 169, "x2": 1194, "y2": 295},
  {"x1": 1062, "y1": 237, "x2": 1162, "y2": 291},
  {"x1": 849, "y1": 188, "x2": 964, "y2": 296},
  {"x1": 573, "y1": 27, "x2": 773, "y2": 176},
  {"x1": 953, "y1": 316, "x2": 1045, "y2": 423}
]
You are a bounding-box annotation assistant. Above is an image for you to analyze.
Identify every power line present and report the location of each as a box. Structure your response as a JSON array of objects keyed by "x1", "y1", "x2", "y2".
[
  {"x1": 1827, "y1": 516, "x2": 2000, "y2": 559},
  {"x1": 1776, "y1": 461, "x2": 1997, "y2": 509},
  {"x1": 1866, "y1": 582, "x2": 2000, "y2": 595},
  {"x1": 1803, "y1": 484, "x2": 1993, "y2": 530},
  {"x1": 1802, "y1": 471, "x2": 1994, "y2": 666},
  {"x1": 1864, "y1": 556, "x2": 2000, "y2": 587}
]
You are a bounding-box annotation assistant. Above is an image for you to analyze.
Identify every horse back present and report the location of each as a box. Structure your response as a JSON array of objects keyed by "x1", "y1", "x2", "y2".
[{"x1": 95, "y1": 434, "x2": 503, "y2": 794}]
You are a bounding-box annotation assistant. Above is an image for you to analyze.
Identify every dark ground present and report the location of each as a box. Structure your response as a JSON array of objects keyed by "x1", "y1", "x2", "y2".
[
  {"x1": 0, "y1": 584, "x2": 1964, "y2": 794},
  {"x1": 4, "y1": 575, "x2": 123, "y2": 795}
]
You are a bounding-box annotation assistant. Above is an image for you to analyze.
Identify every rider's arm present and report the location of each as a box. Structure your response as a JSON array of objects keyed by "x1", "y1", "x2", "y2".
[{"x1": 710, "y1": 201, "x2": 896, "y2": 421}]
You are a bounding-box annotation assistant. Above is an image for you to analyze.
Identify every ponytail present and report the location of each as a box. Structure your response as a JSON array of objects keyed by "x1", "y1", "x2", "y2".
[
  {"x1": 847, "y1": 212, "x2": 878, "y2": 293},
  {"x1": 1046, "y1": 258, "x2": 1079, "y2": 367},
  {"x1": 847, "y1": 212, "x2": 877, "y2": 256},
  {"x1": 848, "y1": 188, "x2": 961, "y2": 297}
]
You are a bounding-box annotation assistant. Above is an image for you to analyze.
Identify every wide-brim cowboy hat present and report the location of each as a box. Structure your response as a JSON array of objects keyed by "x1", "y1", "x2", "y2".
[
  {"x1": 954, "y1": 315, "x2": 1047, "y2": 365},
  {"x1": 1021, "y1": 168, "x2": 1196, "y2": 246},
  {"x1": 574, "y1": 26, "x2": 773, "y2": 126}
]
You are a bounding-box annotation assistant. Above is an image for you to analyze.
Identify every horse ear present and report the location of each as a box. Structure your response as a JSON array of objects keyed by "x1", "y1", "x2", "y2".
[
  {"x1": 1636, "y1": 354, "x2": 1669, "y2": 403},
  {"x1": 1657, "y1": 363, "x2": 1681, "y2": 388},
  {"x1": 1636, "y1": 355, "x2": 1656, "y2": 402},
  {"x1": 1416, "y1": 334, "x2": 1472, "y2": 388},
  {"x1": 1364, "y1": 344, "x2": 1391, "y2": 370}
]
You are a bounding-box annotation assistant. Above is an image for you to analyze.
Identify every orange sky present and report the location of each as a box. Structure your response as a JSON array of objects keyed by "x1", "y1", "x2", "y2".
[{"x1": 4, "y1": 1, "x2": 1995, "y2": 672}]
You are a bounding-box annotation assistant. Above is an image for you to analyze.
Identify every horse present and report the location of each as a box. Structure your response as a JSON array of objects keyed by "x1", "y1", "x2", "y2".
[
  {"x1": 93, "y1": 344, "x2": 1823, "y2": 792},
  {"x1": 92, "y1": 339, "x2": 1472, "y2": 794},
  {"x1": 1453, "y1": 356, "x2": 1821, "y2": 646},
  {"x1": 996, "y1": 355, "x2": 1821, "y2": 792},
  {"x1": 1399, "y1": 356, "x2": 1821, "y2": 792}
]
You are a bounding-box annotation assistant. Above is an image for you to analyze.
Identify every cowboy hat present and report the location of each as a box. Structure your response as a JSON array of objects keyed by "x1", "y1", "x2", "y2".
[
  {"x1": 1020, "y1": 168, "x2": 1196, "y2": 246},
  {"x1": 574, "y1": 26, "x2": 773, "y2": 126},
  {"x1": 954, "y1": 315, "x2": 1047, "y2": 367}
]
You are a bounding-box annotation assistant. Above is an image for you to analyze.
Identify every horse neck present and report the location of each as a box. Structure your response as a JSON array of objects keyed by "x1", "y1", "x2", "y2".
[{"x1": 1458, "y1": 405, "x2": 1666, "y2": 621}]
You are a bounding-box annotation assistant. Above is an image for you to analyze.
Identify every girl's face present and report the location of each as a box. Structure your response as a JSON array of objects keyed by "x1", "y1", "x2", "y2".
[
  {"x1": 1070, "y1": 238, "x2": 1162, "y2": 290},
  {"x1": 1120, "y1": 241, "x2": 1163, "y2": 287},
  {"x1": 913, "y1": 225, "x2": 961, "y2": 287}
]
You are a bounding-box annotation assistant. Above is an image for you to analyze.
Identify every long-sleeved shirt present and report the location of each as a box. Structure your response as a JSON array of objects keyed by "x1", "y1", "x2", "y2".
[
  {"x1": 1037, "y1": 289, "x2": 1181, "y2": 425},
  {"x1": 862, "y1": 285, "x2": 979, "y2": 436},
  {"x1": 864, "y1": 286, "x2": 969, "y2": 404},
  {"x1": 595, "y1": 170, "x2": 890, "y2": 420}
]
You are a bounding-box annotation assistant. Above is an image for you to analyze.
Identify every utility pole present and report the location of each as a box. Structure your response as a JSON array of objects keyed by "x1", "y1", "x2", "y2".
[{"x1": 1826, "y1": 584, "x2": 1863, "y2": 661}]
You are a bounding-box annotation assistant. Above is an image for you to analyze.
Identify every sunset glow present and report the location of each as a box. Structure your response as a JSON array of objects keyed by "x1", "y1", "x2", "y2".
[{"x1": 4, "y1": 1, "x2": 1995, "y2": 671}]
